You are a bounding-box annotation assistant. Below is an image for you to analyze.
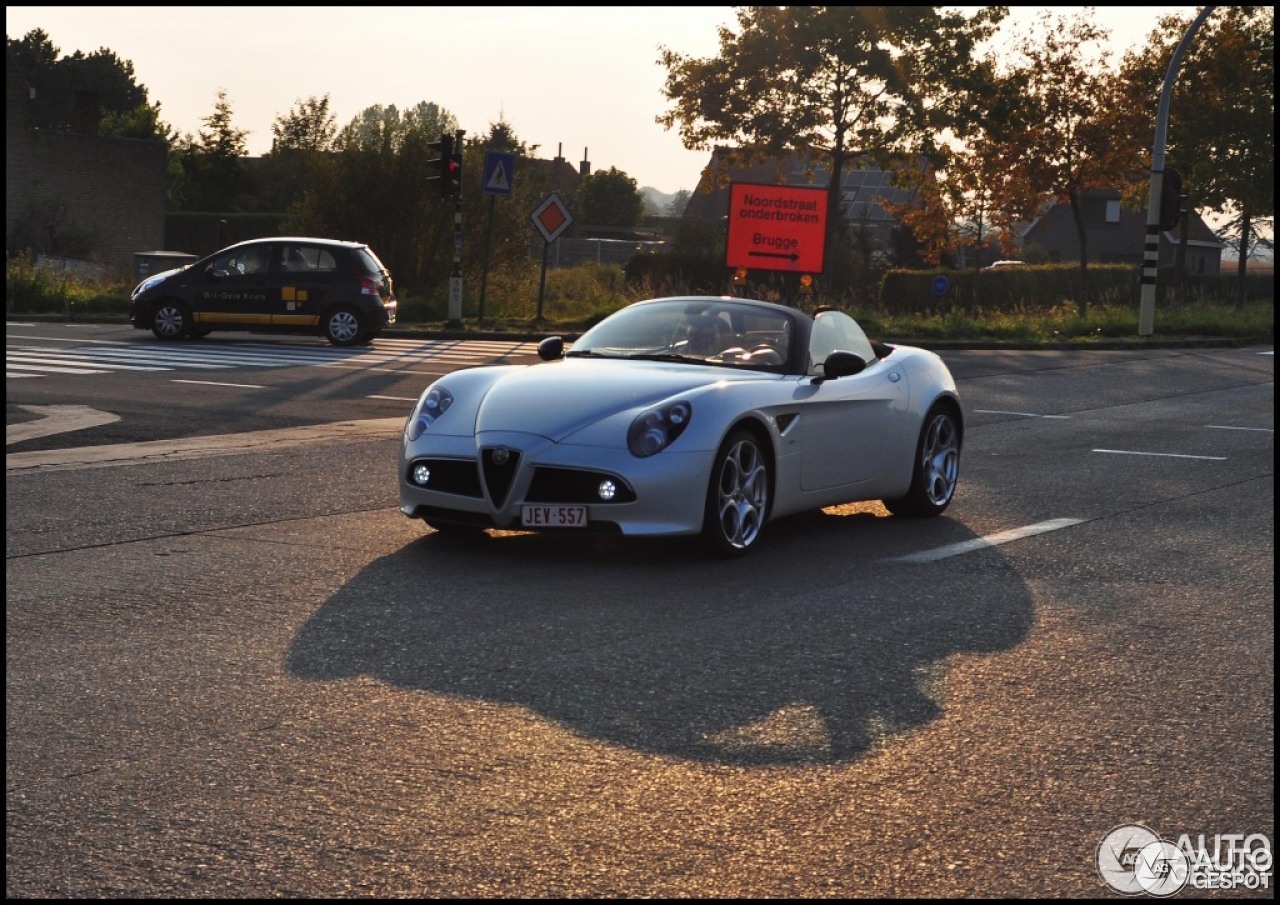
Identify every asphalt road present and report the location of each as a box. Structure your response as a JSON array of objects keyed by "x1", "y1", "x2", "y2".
[{"x1": 6, "y1": 326, "x2": 1274, "y2": 897}]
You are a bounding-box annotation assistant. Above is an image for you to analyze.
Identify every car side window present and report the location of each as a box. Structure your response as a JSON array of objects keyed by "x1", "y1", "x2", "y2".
[
  {"x1": 210, "y1": 247, "x2": 266, "y2": 277},
  {"x1": 282, "y1": 245, "x2": 311, "y2": 273},
  {"x1": 280, "y1": 246, "x2": 337, "y2": 273},
  {"x1": 235, "y1": 245, "x2": 270, "y2": 275}
]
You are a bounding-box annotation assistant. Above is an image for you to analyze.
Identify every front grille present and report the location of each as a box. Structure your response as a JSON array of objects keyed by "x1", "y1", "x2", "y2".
[
  {"x1": 481, "y1": 447, "x2": 520, "y2": 507},
  {"x1": 525, "y1": 467, "x2": 636, "y2": 504}
]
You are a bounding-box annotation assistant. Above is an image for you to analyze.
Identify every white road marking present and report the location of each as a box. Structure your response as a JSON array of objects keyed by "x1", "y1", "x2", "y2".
[
  {"x1": 5, "y1": 362, "x2": 109, "y2": 375},
  {"x1": 1206, "y1": 424, "x2": 1273, "y2": 432},
  {"x1": 890, "y1": 518, "x2": 1086, "y2": 563},
  {"x1": 973, "y1": 409, "x2": 1070, "y2": 419},
  {"x1": 7, "y1": 405, "x2": 121, "y2": 445},
  {"x1": 367, "y1": 395, "x2": 419, "y2": 401},
  {"x1": 170, "y1": 379, "x2": 266, "y2": 388},
  {"x1": 5, "y1": 337, "x2": 537, "y2": 379},
  {"x1": 1092, "y1": 449, "x2": 1228, "y2": 461}
]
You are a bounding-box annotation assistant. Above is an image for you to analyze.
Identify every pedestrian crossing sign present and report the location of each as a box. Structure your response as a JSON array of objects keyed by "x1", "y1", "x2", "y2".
[{"x1": 483, "y1": 151, "x2": 515, "y2": 197}]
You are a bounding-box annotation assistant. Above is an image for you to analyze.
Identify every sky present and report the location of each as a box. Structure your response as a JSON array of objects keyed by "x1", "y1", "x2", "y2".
[{"x1": 6, "y1": 6, "x2": 1201, "y2": 196}]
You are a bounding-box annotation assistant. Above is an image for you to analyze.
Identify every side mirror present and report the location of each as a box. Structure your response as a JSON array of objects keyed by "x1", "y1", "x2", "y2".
[
  {"x1": 814, "y1": 350, "x2": 867, "y2": 382},
  {"x1": 537, "y1": 336, "x2": 565, "y2": 361}
]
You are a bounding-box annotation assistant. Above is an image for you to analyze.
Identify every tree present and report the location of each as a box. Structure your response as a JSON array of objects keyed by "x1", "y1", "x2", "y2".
[
  {"x1": 657, "y1": 6, "x2": 1006, "y2": 300},
  {"x1": 576, "y1": 167, "x2": 644, "y2": 228},
  {"x1": 666, "y1": 190, "x2": 692, "y2": 217},
  {"x1": 292, "y1": 102, "x2": 458, "y2": 292},
  {"x1": 1114, "y1": 7, "x2": 1274, "y2": 307},
  {"x1": 98, "y1": 101, "x2": 174, "y2": 143},
  {"x1": 995, "y1": 10, "x2": 1139, "y2": 315},
  {"x1": 7, "y1": 28, "x2": 165, "y2": 141},
  {"x1": 178, "y1": 89, "x2": 251, "y2": 212},
  {"x1": 270, "y1": 94, "x2": 337, "y2": 153},
  {"x1": 257, "y1": 95, "x2": 339, "y2": 213}
]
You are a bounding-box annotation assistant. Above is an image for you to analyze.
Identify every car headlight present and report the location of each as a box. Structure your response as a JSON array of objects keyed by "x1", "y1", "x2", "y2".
[
  {"x1": 131, "y1": 273, "x2": 167, "y2": 299},
  {"x1": 406, "y1": 385, "x2": 454, "y2": 441},
  {"x1": 628, "y1": 400, "x2": 691, "y2": 457}
]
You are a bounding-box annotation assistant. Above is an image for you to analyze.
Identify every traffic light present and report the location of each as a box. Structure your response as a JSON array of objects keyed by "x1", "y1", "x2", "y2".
[
  {"x1": 1159, "y1": 167, "x2": 1184, "y2": 231},
  {"x1": 446, "y1": 143, "x2": 462, "y2": 198},
  {"x1": 427, "y1": 133, "x2": 454, "y2": 197}
]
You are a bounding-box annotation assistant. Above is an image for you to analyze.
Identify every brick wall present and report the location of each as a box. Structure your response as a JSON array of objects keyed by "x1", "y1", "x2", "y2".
[{"x1": 6, "y1": 52, "x2": 167, "y2": 280}]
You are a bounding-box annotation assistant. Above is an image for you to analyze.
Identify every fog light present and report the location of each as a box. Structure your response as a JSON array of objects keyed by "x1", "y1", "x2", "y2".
[
  {"x1": 597, "y1": 479, "x2": 617, "y2": 501},
  {"x1": 413, "y1": 463, "x2": 431, "y2": 486}
]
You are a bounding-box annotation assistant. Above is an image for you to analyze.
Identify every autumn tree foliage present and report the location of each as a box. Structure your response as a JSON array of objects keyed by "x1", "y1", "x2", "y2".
[
  {"x1": 987, "y1": 10, "x2": 1144, "y2": 316},
  {"x1": 1112, "y1": 7, "x2": 1274, "y2": 306},
  {"x1": 657, "y1": 6, "x2": 1006, "y2": 298}
]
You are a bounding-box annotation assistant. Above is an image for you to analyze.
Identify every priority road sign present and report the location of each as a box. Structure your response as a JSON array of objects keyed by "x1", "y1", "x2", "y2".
[
  {"x1": 530, "y1": 193, "x2": 573, "y2": 243},
  {"x1": 725, "y1": 182, "x2": 827, "y2": 273}
]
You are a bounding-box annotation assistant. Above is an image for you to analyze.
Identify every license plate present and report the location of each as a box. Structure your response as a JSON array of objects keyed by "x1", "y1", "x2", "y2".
[{"x1": 521, "y1": 504, "x2": 588, "y2": 528}]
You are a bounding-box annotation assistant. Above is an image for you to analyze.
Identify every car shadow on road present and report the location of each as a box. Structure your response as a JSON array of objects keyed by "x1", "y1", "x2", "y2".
[{"x1": 286, "y1": 510, "x2": 1034, "y2": 766}]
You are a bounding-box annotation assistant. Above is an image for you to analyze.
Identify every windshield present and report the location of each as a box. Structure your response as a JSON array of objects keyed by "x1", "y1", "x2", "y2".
[{"x1": 569, "y1": 299, "x2": 794, "y2": 369}]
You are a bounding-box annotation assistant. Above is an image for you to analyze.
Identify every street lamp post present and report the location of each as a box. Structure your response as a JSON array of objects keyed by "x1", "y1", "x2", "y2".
[{"x1": 1139, "y1": 6, "x2": 1216, "y2": 336}]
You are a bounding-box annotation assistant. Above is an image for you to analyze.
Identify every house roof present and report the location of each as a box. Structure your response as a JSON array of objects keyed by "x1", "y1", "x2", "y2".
[
  {"x1": 682, "y1": 146, "x2": 919, "y2": 221},
  {"x1": 1021, "y1": 190, "x2": 1224, "y2": 248}
]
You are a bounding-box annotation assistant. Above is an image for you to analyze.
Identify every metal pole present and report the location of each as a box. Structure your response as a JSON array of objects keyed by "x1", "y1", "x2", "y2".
[
  {"x1": 447, "y1": 129, "x2": 465, "y2": 329},
  {"x1": 479, "y1": 194, "x2": 495, "y2": 325},
  {"x1": 1139, "y1": 6, "x2": 1215, "y2": 336},
  {"x1": 536, "y1": 241, "x2": 550, "y2": 322}
]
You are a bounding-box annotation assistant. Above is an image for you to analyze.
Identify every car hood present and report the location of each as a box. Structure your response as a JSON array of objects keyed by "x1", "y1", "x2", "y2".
[{"x1": 472, "y1": 358, "x2": 765, "y2": 442}]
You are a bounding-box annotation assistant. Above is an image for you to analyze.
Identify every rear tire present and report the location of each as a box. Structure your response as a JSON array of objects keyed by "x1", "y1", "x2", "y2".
[
  {"x1": 323, "y1": 306, "x2": 364, "y2": 346},
  {"x1": 883, "y1": 402, "x2": 960, "y2": 517},
  {"x1": 701, "y1": 429, "x2": 770, "y2": 557},
  {"x1": 150, "y1": 301, "x2": 193, "y2": 340}
]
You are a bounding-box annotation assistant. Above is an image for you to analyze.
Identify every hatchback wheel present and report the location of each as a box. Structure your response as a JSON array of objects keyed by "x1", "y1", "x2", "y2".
[
  {"x1": 323, "y1": 306, "x2": 364, "y2": 346},
  {"x1": 150, "y1": 301, "x2": 192, "y2": 340}
]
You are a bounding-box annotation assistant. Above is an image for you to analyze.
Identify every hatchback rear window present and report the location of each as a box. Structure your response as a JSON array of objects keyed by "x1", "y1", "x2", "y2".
[{"x1": 354, "y1": 247, "x2": 388, "y2": 276}]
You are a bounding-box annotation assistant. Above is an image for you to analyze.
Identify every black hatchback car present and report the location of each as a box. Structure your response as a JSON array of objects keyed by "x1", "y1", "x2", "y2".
[{"x1": 129, "y1": 237, "x2": 398, "y2": 346}]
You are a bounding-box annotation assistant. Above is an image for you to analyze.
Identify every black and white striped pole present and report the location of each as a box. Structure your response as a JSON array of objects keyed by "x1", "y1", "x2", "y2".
[{"x1": 447, "y1": 129, "x2": 465, "y2": 329}]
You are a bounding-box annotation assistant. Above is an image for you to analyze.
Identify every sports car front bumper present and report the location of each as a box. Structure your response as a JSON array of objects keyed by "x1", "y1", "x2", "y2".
[{"x1": 399, "y1": 430, "x2": 714, "y2": 536}]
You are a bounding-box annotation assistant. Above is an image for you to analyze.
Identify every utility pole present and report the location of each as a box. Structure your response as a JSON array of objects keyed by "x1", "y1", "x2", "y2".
[
  {"x1": 1139, "y1": 7, "x2": 1215, "y2": 336},
  {"x1": 448, "y1": 129, "x2": 465, "y2": 330},
  {"x1": 428, "y1": 130, "x2": 466, "y2": 329}
]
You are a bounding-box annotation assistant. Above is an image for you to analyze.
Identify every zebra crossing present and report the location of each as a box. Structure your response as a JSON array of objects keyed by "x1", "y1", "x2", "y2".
[{"x1": 5, "y1": 335, "x2": 539, "y2": 379}]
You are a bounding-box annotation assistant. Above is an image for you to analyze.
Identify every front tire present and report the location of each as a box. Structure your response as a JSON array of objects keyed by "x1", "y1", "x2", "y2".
[
  {"x1": 150, "y1": 301, "x2": 193, "y2": 340},
  {"x1": 323, "y1": 306, "x2": 364, "y2": 346},
  {"x1": 702, "y1": 429, "x2": 771, "y2": 557},
  {"x1": 884, "y1": 402, "x2": 960, "y2": 517}
]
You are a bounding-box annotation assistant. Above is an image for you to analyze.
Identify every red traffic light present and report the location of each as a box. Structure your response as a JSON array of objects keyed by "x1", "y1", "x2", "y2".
[{"x1": 428, "y1": 133, "x2": 455, "y2": 197}]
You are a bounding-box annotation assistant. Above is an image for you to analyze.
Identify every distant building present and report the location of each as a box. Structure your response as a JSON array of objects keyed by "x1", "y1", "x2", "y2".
[{"x1": 1018, "y1": 189, "x2": 1224, "y2": 274}]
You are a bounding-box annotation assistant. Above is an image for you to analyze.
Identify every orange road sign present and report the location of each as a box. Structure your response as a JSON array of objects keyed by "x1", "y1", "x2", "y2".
[{"x1": 725, "y1": 182, "x2": 827, "y2": 273}]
